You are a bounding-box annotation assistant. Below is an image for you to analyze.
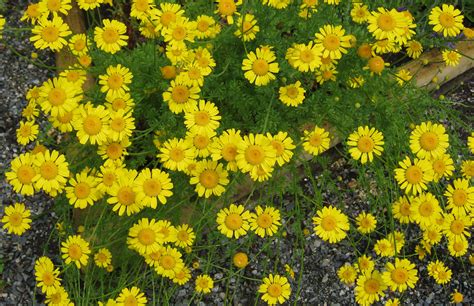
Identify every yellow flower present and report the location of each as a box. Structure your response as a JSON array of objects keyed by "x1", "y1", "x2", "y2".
[
  {"x1": 267, "y1": 131, "x2": 295, "y2": 166},
  {"x1": 94, "y1": 248, "x2": 112, "y2": 268},
  {"x1": 190, "y1": 160, "x2": 229, "y2": 198},
  {"x1": 130, "y1": 0, "x2": 155, "y2": 20},
  {"x1": 429, "y1": 4, "x2": 464, "y2": 37},
  {"x1": 355, "y1": 270, "x2": 386, "y2": 306},
  {"x1": 392, "y1": 196, "x2": 413, "y2": 223},
  {"x1": 367, "y1": 8, "x2": 409, "y2": 41},
  {"x1": 442, "y1": 213, "x2": 471, "y2": 241},
  {"x1": 77, "y1": 0, "x2": 104, "y2": 10},
  {"x1": 430, "y1": 153, "x2": 454, "y2": 182},
  {"x1": 442, "y1": 49, "x2": 461, "y2": 66},
  {"x1": 356, "y1": 212, "x2": 377, "y2": 234},
  {"x1": 38, "y1": 77, "x2": 82, "y2": 117},
  {"x1": 235, "y1": 14, "x2": 259, "y2": 41},
  {"x1": 162, "y1": 17, "x2": 196, "y2": 48},
  {"x1": 364, "y1": 56, "x2": 389, "y2": 75},
  {"x1": 337, "y1": 264, "x2": 357, "y2": 285},
  {"x1": 61, "y1": 235, "x2": 91, "y2": 268},
  {"x1": 158, "y1": 137, "x2": 196, "y2": 172},
  {"x1": 6, "y1": 153, "x2": 37, "y2": 196},
  {"x1": 286, "y1": 42, "x2": 322, "y2": 72},
  {"x1": 468, "y1": 132, "x2": 474, "y2": 153},
  {"x1": 16, "y1": 121, "x2": 39, "y2": 146},
  {"x1": 209, "y1": 129, "x2": 243, "y2": 172},
  {"x1": 447, "y1": 236, "x2": 468, "y2": 257},
  {"x1": 410, "y1": 192, "x2": 442, "y2": 229},
  {"x1": 178, "y1": 62, "x2": 206, "y2": 87},
  {"x1": 236, "y1": 133, "x2": 277, "y2": 180},
  {"x1": 233, "y1": 252, "x2": 249, "y2": 268},
  {"x1": 461, "y1": 160, "x2": 474, "y2": 179},
  {"x1": 382, "y1": 258, "x2": 418, "y2": 292},
  {"x1": 30, "y1": 16, "x2": 71, "y2": 51},
  {"x1": 258, "y1": 274, "x2": 291, "y2": 305},
  {"x1": 316, "y1": 67, "x2": 338, "y2": 85},
  {"x1": 347, "y1": 126, "x2": 384, "y2": 164},
  {"x1": 45, "y1": 286, "x2": 73, "y2": 306},
  {"x1": 72, "y1": 103, "x2": 110, "y2": 145},
  {"x1": 174, "y1": 224, "x2": 195, "y2": 248},
  {"x1": 163, "y1": 77, "x2": 201, "y2": 114},
  {"x1": 394, "y1": 156, "x2": 434, "y2": 195},
  {"x1": 97, "y1": 138, "x2": 130, "y2": 163},
  {"x1": 242, "y1": 46, "x2": 279, "y2": 86},
  {"x1": 444, "y1": 179, "x2": 473, "y2": 216},
  {"x1": 1, "y1": 203, "x2": 32, "y2": 235},
  {"x1": 172, "y1": 266, "x2": 191, "y2": 285},
  {"x1": 184, "y1": 100, "x2": 221, "y2": 134},
  {"x1": 65, "y1": 171, "x2": 100, "y2": 209},
  {"x1": 107, "y1": 109, "x2": 135, "y2": 141},
  {"x1": 99, "y1": 64, "x2": 133, "y2": 99},
  {"x1": 134, "y1": 168, "x2": 173, "y2": 208},
  {"x1": 33, "y1": 149, "x2": 70, "y2": 197},
  {"x1": 405, "y1": 40, "x2": 423, "y2": 59},
  {"x1": 21, "y1": 3, "x2": 42, "y2": 24},
  {"x1": 105, "y1": 92, "x2": 135, "y2": 113},
  {"x1": 427, "y1": 260, "x2": 452, "y2": 284},
  {"x1": 312, "y1": 206, "x2": 349, "y2": 243},
  {"x1": 116, "y1": 287, "x2": 147, "y2": 306},
  {"x1": 94, "y1": 19, "x2": 128, "y2": 54},
  {"x1": 215, "y1": 0, "x2": 242, "y2": 25},
  {"x1": 314, "y1": 24, "x2": 351, "y2": 60},
  {"x1": 250, "y1": 205, "x2": 281, "y2": 238},
  {"x1": 351, "y1": 4, "x2": 370, "y2": 24},
  {"x1": 451, "y1": 290, "x2": 464, "y2": 304},
  {"x1": 127, "y1": 218, "x2": 165, "y2": 255},
  {"x1": 154, "y1": 2, "x2": 185, "y2": 33},
  {"x1": 195, "y1": 274, "x2": 214, "y2": 294},
  {"x1": 374, "y1": 238, "x2": 395, "y2": 257},
  {"x1": 302, "y1": 126, "x2": 331, "y2": 156},
  {"x1": 410, "y1": 121, "x2": 449, "y2": 159},
  {"x1": 355, "y1": 255, "x2": 375, "y2": 274},
  {"x1": 216, "y1": 203, "x2": 251, "y2": 239},
  {"x1": 422, "y1": 224, "x2": 442, "y2": 246},
  {"x1": 35, "y1": 256, "x2": 61, "y2": 295},
  {"x1": 68, "y1": 33, "x2": 90, "y2": 56},
  {"x1": 107, "y1": 169, "x2": 143, "y2": 216},
  {"x1": 279, "y1": 81, "x2": 305, "y2": 107},
  {"x1": 395, "y1": 68, "x2": 412, "y2": 85},
  {"x1": 155, "y1": 246, "x2": 184, "y2": 278},
  {"x1": 195, "y1": 15, "x2": 220, "y2": 40},
  {"x1": 38, "y1": 0, "x2": 72, "y2": 17}
]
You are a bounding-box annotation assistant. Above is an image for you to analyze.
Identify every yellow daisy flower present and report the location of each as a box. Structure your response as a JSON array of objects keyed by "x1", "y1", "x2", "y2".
[
  {"x1": 447, "y1": 235, "x2": 468, "y2": 257},
  {"x1": 427, "y1": 260, "x2": 452, "y2": 284},
  {"x1": 30, "y1": 16, "x2": 71, "y2": 51},
  {"x1": 184, "y1": 100, "x2": 221, "y2": 134},
  {"x1": 21, "y1": 3, "x2": 42, "y2": 24},
  {"x1": 302, "y1": 126, "x2": 331, "y2": 156},
  {"x1": 430, "y1": 153, "x2": 454, "y2": 182},
  {"x1": 286, "y1": 42, "x2": 322, "y2": 72},
  {"x1": 451, "y1": 290, "x2": 464, "y2": 304},
  {"x1": 162, "y1": 17, "x2": 196, "y2": 48},
  {"x1": 442, "y1": 49, "x2": 461, "y2": 66},
  {"x1": 16, "y1": 120, "x2": 39, "y2": 146},
  {"x1": 315, "y1": 67, "x2": 338, "y2": 85},
  {"x1": 382, "y1": 258, "x2": 418, "y2": 292},
  {"x1": 410, "y1": 121, "x2": 449, "y2": 159},
  {"x1": 313, "y1": 206, "x2": 349, "y2": 243},
  {"x1": 77, "y1": 0, "x2": 104, "y2": 10},
  {"x1": 236, "y1": 133, "x2": 277, "y2": 180},
  {"x1": 394, "y1": 156, "x2": 434, "y2": 195},
  {"x1": 355, "y1": 270, "x2": 386, "y2": 306},
  {"x1": 65, "y1": 172, "x2": 100, "y2": 209},
  {"x1": 38, "y1": 0, "x2": 72, "y2": 17},
  {"x1": 97, "y1": 138, "x2": 130, "y2": 163},
  {"x1": 158, "y1": 137, "x2": 196, "y2": 172},
  {"x1": 107, "y1": 169, "x2": 143, "y2": 216},
  {"x1": 45, "y1": 286, "x2": 73, "y2": 306},
  {"x1": 429, "y1": 4, "x2": 464, "y2": 37},
  {"x1": 266, "y1": 131, "x2": 295, "y2": 166},
  {"x1": 347, "y1": 126, "x2": 384, "y2": 164},
  {"x1": 355, "y1": 255, "x2": 375, "y2": 274},
  {"x1": 356, "y1": 212, "x2": 377, "y2": 234},
  {"x1": 258, "y1": 274, "x2": 291, "y2": 305},
  {"x1": 410, "y1": 192, "x2": 442, "y2": 229},
  {"x1": 116, "y1": 287, "x2": 147, "y2": 306},
  {"x1": 105, "y1": 92, "x2": 135, "y2": 113},
  {"x1": 61, "y1": 234, "x2": 91, "y2": 268},
  {"x1": 99, "y1": 64, "x2": 133, "y2": 99},
  {"x1": 279, "y1": 81, "x2": 305, "y2": 107},
  {"x1": 367, "y1": 7, "x2": 408, "y2": 41},
  {"x1": 190, "y1": 160, "x2": 229, "y2": 198},
  {"x1": 242, "y1": 45, "x2": 279, "y2": 86},
  {"x1": 32, "y1": 149, "x2": 70, "y2": 196},
  {"x1": 337, "y1": 264, "x2": 357, "y2": 285},
  {"x1": 127, "y1": 218, "x2": 165, "y2": 255},
  {"x1": 130, "y1": 0, "x2": 155, "y2": 21},
  {"x1": 215, "y1": 0, "x2": 242, "y2": 25},
  {"x1": 422, "y1": 224, "x2": 443, "y2": 246},
  {"x1": 461, "y1": 160, "x2": 474, "y2": 179},
  {"x1": 195, "y1": 15, "x2": 220, "y2": 40},
  {"x1": 444, "y1": 179, "x2": 473, "y2": 216},
  {"x1": 186, "y1": 129, "x2": 214, "y2": 157},
  {"x1": 155, "y1": 246, "x2": 184, "y2": 278},
  {"x1": 134, "y1": 168, "x2": 173, "y2": 208},
  {"x1": 443, "y1": 213, "x2": 471, "y2": 242},
  {"x1": 94, "y1": 19, "x2": 128, "y2": 54},
  {"x1": 174, "y1": 224, "x2": 195, "y2": 248},
  {"x1": 195, "y1": 274, "x2": 214, "y2": 294},
  {"x1": 68, "y1": 33, "x2": 90, "y2": 56},
  {"x1": 233, "y1": 252, "x2": 249, "y2": 268},
  {"x1": 351, "y1": 3, "x2": 370, "y2": 24},
  {"x1": 314, "y1": 24, "x2": 351, "y2": 60},
  {"x1": 468, "y1": 132, "x2": 474, "y2": 153},
  {"x1": 364, "y1": 55, "x2": 389, "y2": 75},
  {"x1": 72, "y1": 103, "x2": 110, "y2": 145},
  {"x1": 94, "y1": 248, "x2": 112, "y2": 268},
  {"x1": 216, "y1": 203, "x2": 251, "y2": 239},
  {"x1": 172, "y1": 266, "x2": 191, "y2": 285},
  {"x1": 38, "y1": 77, "x2": 82, "y2": 117},
  {"x1": 250, "y1": 205, "x2": 281, "y2": 238},
  {"x1": 405, "y1": 40, "x2": 423, "y2": 59},
  {"x1": 153, "y1": 2, "x2": 185, "y2": 33},
  {"x1": 35, "y1": 256, "x2": 61, "y2": 295},
  {"x1": 163, "y1": 77, "x2": 201, "y2": 114},
  {"x1": 1, "y1": 203, "x2": 32, "y2": 235},
  {"x1": 235, "y1": 13, "x2": 259, "y2": 41},
  {"x1": 6, "y1": 153, "x2": 37, "y2": 196},
  {"x1": 209, "y1": 128, "x2": 243, "y2": 172}
]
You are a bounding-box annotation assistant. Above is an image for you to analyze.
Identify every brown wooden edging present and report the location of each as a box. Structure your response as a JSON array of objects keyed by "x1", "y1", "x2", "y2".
[{"x1": 56, "y1": 6, "x2": 473, "y2": 224}]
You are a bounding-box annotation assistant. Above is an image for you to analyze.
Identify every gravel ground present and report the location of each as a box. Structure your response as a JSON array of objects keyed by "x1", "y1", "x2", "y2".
[
  {"x1": 0, "y1": 1, "x2": 56, "y2": 305},
  {"x1": 0, "y1": 1, "x2": 472, "y2": 304}
]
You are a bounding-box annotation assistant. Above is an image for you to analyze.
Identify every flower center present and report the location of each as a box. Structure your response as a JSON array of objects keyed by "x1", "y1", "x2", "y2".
[
  {"x1": 199, "y1": 169, "x2": 219, "y2": 189},
  {"x1": 271, "y1": 140, "x2": 284, "y2": 156},
  {"x1": 194, "y1": 111, "x2": 210, "y2": 126},
  {"x1": 74, "y1": 39, "x2": 86, "y2": 51},
  {"x1": 357, "y1": 136, "x2": 374, "y2": 153},
  {"x1": 364, "y1": 278, "x2": 380, "y2": 294},
  {"x1": 439, "y1": 12, "x2": 455, "y2": 28},
  {"x1": 419, "y1": 131, "x2": 438, "y2": 151},
  {"x1": 321, "y1": 215, "x2": 336, "y2": 231},
  {"x1": 50, "y1": 292, "x2": 62, "y2": 304},
  {"x1": 107, "y1": 143, "x2": 124, "y2": 160},
  {"x1": 391, "y1": 268, "x2": 408, "y2": 284},
  {"x1": 400, "y1": 202, "x2": 411, "y2": 216},
  {"x1": 171, "y1": 85, "x2": 190, "y2": 104},
  {"x1": 68, "y1": 243, "x2": 83, "y2": 260},
  {"x1": 143, "y1": 179, "x2": 162, "y2": 196},
  {"x1": 245, "y1": 145, "x2": 265, "y2": 165},
  {"x1": 48, "y1": 88, "x2": 66, "y2": 106},
  {"x1": 160, "y1": 12, "x2": 176, "y2": 27},
  {"x1": 252, "y1": 59, "x2": 269, "y2": 76},
  {"x1": 111, "y1": 117, "x2": 126, "y2": 132},
  {"x1": 83, "y1": 115, "x2": 102, "y2": 135},
  {"x1": 419, "y1": 201, "x2": 434, "y2": 217},
  {"x1": 135, "y1": 0, "x2": 149, "y2": 12},
  {"x1": 123, "y1": 296, "x2": 138, "y2": 306},
  {"x1": 138, "y1": 228, "x2": 156, "y2": 245},
  {"x1": 96, "y1": 252, "x2": 107, "y2": 263},
  {"x1": 46, "y1": 0, "x2": 60, "y2": 11},
  {"x1": 225, "y1": 213, "x2": 243, "y2": 230},
  {"x1": 42, "y1": 26, "x2": 60, "y2": 42},
  {"x1": 102, "y1": 28, "x2": 120, "y2": 44},
  {"x1": 40, "y1": 161, "x2": 58, "y2": 180},
  {"x1": 19, "y1": 125, "x2": 32, "y2": 137},
  {"x1": 286, "y1": 86, "x2": 299, "y2": 99},
  {"x1": 300, "y1": 49, "x2": 314, "y2": 63},
  {"x1": 368, "y1": 56, "x2": 385, "y2": 73},
  {"x1": 177, "y1": 230, "x2": 189, "y2": 241},
  {"x1": 102, "y1": 172, "x2": 116, "y2": 187},
  {"x1": 172, "y1": 26, "x2": 186, "y2": 41},
  {"x1": 267, "y1": 283, "x2": 282, "y2": 298},
  {"x1": 309, "y1": 133, "x2": 322, "y2": 147},
  {"x1": 450, "y1": 220, "x2": 464, "y2": 235},
  {"x1": 194, "y1": 135, "x2": 210, "y2": 149},
  {"x1": 377, "y1": 14, "x2": 396, "y2": 31},
  {"x1": 188, "y1": 68, "x2": 201, "y2": 80},
  {"x1": 17, "y1": 165, "x2": 35, "y2": 184},
  {"x1": 405, "y1": 165, "x2": 422, "y2": 184},
  {"x1": 452, "y1": 189, "x2": 467, "y2": 206},
  {"x1": 160, "y1": 255, "x2": 176, "y2": 269},
  {"x1": 453, "y1": 241, "x2": 464, "y2": 252},
  {"x1": 218, "y1": 0, "x2": 236, "y2": 16},
  {"x1": 117, "y1": 186, "x2": 135, "y2": 206},
  {"x1": 222, "y1": 144, "x2": 237, "y2": 161},
  {"x1": 111, "y1": 98, "x2": 126, "y2": 111},
  {"x1": 169, "y1": 147, "x2": 184, "y2": 161},
  {"x1": 42, "y1": 271, "x2": 55, "y2": 286},
  {"x1": 323, "y1": 34, "x2": 341, "y2": 51},
  {"x1": 432, "y1": 160, "x2": 446, "y2": 174},
  {"x1": 256, "y1": 213, "x2": 273, "y2": 229},
  {"x1": 75, "y1": 182, "x2": 91, "y2": 199},
  {"x1": 197, "y1": 20, "x2": 210, "y2": 32},
  {"x1": 107, "y1": 73, "x2": 124, "y2": 90},
  {"x1": 9, "y1": 212, "x2": 23, "y2": 226}
]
